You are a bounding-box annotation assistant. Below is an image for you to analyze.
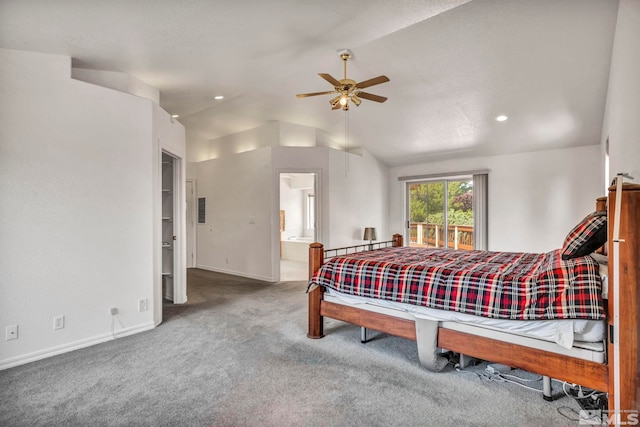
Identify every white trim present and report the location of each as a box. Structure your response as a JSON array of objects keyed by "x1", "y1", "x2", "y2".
[
  {"x1": 0, "y1": 322, "x2": 155, "y2": 371},
  {"x1": 171, "y1": 154, "x2": 187, "y2": 304},
  {"x1": 160, "y1": 149, "x2": 187, "y2": 305},
  {"x1": 186, "y1": 178, "x2": 197, "y2": 268},
  {"x1": 196, "y1": 264, "x2": 274, "y2": 283},
  {"x1": 398, "y1": 169, "x2": 490, "y2": 182},
  {"x1": 153, "y1": 141, "x2": 163, "y2": 326}
]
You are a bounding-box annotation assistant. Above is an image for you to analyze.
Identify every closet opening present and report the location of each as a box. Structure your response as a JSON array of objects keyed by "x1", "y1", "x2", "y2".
[{"x1": 160, "y1": 150, "x2": 186, "y2": 307}]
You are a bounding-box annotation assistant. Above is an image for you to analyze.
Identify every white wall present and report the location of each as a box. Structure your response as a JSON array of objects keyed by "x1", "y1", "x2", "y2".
[
  {"x1": 389, "y1": 145, "x2": 602, "y2": 253},
  {"x1": 601, "y1": 0, "x2": 640, "y2": 184},
  {"x1": 196, "y1": 148, "x2": 274, "y2": 281},
  {"x1": 279, "y1": 122, "x2": 316, "y2": 147},
  {"x1": 196, "y1": 146, "x2": 330, "y2": 281},
  {"x1": 72, "y1": 68, "x2": 160, "y2": 104},
  {"x1": 0, "y1": 48, "x2": 179, "y2": 369},
  {"x1": 185, "y1": 130, "x2": 209, "y2": 179},
  {"x1": 328, "y1": 148, "x2": 390, "y2": 248},
  {"x1": 186, "y1": 121, "x2": 324, "y2": 180},
  {"x1": 209, "y1": 122, "x2": 280, "y2": 159}
]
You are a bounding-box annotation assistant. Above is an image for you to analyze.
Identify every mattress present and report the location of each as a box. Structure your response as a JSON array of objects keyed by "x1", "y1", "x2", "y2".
[{"x1": 325, "y1": 288, "x2": 606, "y2": 350}]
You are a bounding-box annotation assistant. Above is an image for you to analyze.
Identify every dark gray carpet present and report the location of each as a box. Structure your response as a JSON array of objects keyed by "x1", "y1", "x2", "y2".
[{"x1": 1, "y1": 269, "x2": 585, "y2": 426}]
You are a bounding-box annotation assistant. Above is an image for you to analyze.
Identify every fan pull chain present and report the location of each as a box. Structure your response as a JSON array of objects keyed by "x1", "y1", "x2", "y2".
[{"x1": 344, "y1": 109, "x2": 350, "y2": 177}]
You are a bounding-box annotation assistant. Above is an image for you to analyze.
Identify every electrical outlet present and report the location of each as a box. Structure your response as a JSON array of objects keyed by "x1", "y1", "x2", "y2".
[
  {"x1": 138, "y1": 299, "x2": 148, "y2": 312},
  {"x1": 110, "y1": 307, "x2": 118, "y2": 315},
  {"x1": 6, "y1": 325, "x2": 18, "y2": 340},
  {"x1": 53, "y1": 315, "x2": 65, "y2": 330}
]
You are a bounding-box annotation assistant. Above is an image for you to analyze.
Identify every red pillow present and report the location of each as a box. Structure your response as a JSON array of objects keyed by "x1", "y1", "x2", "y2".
[{"x1": 561, "y1": 211, "x2": 607, "y2": 260}]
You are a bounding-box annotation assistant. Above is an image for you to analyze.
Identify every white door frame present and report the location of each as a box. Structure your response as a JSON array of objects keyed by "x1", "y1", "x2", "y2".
[
  {"x1": 185, "y1": 179, "x2": 197, "y2": 268},
  {"x1": 168, "y1": 151, "x2": 187, "y2": 304},
  {"x1": 274, "y1": 169, "x2": 321, "y2": 282},
  {"x1": 155, "y1": 147, "x2": 187, "y2": 328}
]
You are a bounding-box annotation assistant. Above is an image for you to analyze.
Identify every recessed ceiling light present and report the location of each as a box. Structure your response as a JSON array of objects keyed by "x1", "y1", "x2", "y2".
[
  {"x1": 214, "y1": 95, "x2": 224, "y2": 100},
  {"x1": 171, "y1": 114, "x2": 180, "y2": 118},
  {"x1": 495, "y1": 115, "x2": 508, "y2": 122}
]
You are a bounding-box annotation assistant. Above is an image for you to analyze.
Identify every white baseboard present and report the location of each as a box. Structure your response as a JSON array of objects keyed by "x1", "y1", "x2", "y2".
[
  {"x1": 0, "y1": 321, "x2": 156, "y2": 371},
  {"x1": 196, "y1": 264, "x2": 275, "y2": 282}
]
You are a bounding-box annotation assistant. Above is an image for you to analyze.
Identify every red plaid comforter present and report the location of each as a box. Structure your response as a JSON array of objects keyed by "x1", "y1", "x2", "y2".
[{"x1": 310, "y1": 247, "x2": 604, "y2": 320}]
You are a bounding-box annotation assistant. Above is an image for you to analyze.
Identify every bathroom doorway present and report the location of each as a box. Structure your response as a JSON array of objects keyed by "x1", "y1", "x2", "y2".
[{"x1": 279, "y1": 172, "x2": 317, "y2": 281}]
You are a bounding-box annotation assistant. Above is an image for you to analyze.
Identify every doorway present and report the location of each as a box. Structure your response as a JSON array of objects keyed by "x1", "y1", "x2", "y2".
[
  {"x1": 279, "y1": 172, "x2": 317, "y2": 281},
  {"x1": 161, "y1": 152, "x2": 176, "y2": 301},
  {"x1": 160, "y1": 151, "x2": 186, "y2": 305}
]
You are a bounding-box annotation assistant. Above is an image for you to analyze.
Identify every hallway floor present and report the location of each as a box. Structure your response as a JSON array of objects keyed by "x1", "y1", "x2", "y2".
[{"x1": 280, "y1": 259, "x2": 307, "y2": 281}]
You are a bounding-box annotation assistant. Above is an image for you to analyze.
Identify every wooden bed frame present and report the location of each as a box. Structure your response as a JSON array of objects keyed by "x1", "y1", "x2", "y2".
[{"x1": 307, "y1": 182, "x2": 640, "y2": 420}]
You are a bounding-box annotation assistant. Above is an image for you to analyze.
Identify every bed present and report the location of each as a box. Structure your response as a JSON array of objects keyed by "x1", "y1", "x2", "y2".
[{"x1": 307, "y1": 179, "x2": 640, "y2": 420}]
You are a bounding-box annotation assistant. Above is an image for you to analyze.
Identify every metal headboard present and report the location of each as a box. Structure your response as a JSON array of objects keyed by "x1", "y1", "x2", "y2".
[{"x1": 323, "y1": 240, "x2": 396, "y2": 260}]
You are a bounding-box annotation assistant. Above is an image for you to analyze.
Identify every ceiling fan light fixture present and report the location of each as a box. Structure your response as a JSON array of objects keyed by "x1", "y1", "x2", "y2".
[{"x1": 296, "y1": 49, "x2": 389, "y2": 111}]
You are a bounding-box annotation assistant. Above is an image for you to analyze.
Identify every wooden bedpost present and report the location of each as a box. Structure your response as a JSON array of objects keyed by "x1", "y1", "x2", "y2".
[
  {"x1": 392, "y1": 233, "x2": 403, "y2": 247},
  {"x1": 607, "y1": 182, "x2": 640, "y2": 419},
  {"x1": 308, "y1": 242, "x2": 325, "y2": 339},
  {"x1": 596, "y1": 197, "x2": 608, "y2": 254}
]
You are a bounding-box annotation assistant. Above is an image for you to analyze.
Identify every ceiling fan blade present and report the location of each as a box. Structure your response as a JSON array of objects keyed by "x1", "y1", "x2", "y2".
[
  {"x1": 318, "y1": 73, "x2": 341, "y2": 87},
  {"x1": 357, "y1": 92, "x2": 388, "y2": 103},
  {"x1": 355, "y1": 75, "x2": 390, "y2": 90},
  {"x1": 331, "y1": 103, "x2": 342, "y2": 110},
  {"x1": 296, "y1": 91, "x2": 336, "y2": 98}
]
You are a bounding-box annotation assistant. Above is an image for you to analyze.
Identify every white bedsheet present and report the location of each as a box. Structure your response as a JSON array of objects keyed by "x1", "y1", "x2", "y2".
[{"x1": 325, "y1": 288, "x2": 606, "y2": 349}]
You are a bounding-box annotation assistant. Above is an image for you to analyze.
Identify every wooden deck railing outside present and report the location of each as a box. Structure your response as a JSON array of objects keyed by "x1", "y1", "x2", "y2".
[{"x1": 409, "y1": 223, "x2": 474, "y2": 250}]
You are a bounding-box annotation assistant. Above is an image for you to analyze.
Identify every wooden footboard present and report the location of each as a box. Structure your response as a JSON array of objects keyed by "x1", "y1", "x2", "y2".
[{"x1": 308, "y1": 187, "x2": 640, "y2": 415}]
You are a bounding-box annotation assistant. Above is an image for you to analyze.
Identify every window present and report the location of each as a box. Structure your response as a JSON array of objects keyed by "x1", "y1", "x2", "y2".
[
  {"x1": 402, "y1": 172, "x2": 488, "y2": 250},
  {"x1": 306, "y1": 193, "x2": 315, "y2": 230}
]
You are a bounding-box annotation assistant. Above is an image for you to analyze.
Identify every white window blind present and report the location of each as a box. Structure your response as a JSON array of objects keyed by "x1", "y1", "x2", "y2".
[{"x1": 472, "y1": 173, "x2": 488, "y2": 250}]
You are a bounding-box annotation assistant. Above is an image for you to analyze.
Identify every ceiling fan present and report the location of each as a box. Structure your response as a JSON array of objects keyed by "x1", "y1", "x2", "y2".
[{"x1": 296, "y1": 49, "x2": 389, "y2": 111}]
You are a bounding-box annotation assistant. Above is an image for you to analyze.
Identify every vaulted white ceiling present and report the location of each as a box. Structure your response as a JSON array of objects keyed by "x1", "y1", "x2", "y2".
[{"x1": 0, "y1": 0, "x2": 619, "y2": 166}]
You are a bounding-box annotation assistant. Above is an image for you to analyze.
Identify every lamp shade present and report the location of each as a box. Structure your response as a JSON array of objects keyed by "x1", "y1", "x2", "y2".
[{"x1": 363, "y1": 227, "x2": 377, "y2": 241}]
